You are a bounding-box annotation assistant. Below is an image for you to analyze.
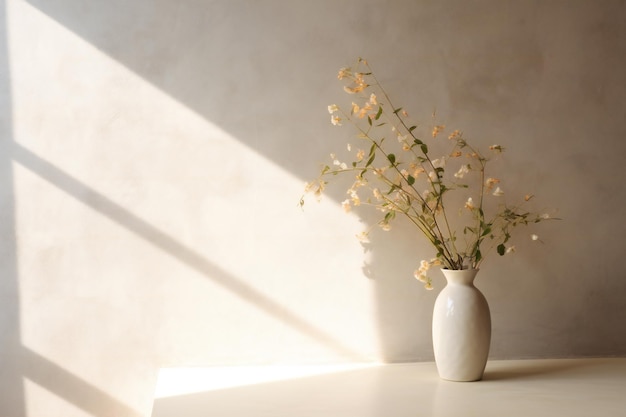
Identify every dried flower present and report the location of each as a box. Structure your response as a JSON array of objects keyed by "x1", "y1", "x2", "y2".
[
  {"x1": 485, "y1": 177, "x2": 500, "y2": 190},
  {"x1": 448, "y1": 129, "x2": 462, "y2": 140},
  {"x1": 454, "y1": 164, "x2": 470, "y2": 179},
  {"x1": 304, "y1": 58, "x2": 557, "y2": 288},
  {"x1": 432, "y1": 125, "x2": 445, "y2": 138}
]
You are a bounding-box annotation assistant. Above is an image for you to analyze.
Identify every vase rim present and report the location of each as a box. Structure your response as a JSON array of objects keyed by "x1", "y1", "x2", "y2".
[{"x1": 442, "y1": 267, "x2": 479, "y2": 271}]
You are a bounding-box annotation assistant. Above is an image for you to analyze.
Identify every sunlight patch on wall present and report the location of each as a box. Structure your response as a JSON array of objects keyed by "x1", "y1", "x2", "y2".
[{"x1": 8, "y1": 0, "x2": 384, "y2": 378}]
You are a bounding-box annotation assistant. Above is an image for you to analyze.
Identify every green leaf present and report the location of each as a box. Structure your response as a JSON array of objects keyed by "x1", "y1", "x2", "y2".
[
  {"x1": 407, "y1": 175, "x2": 415, "y2": 185},
  {"x1": 365, "y1": 143, "x2": 376, "y2": 167},
  {"x1": 481, "y1": 227, "x2": 492, "y2": 237},
  {"x1": 413, "y1": 138, "x2": 423, "y2": 145},
  {"x1": 393, "y1": 107, "x2": 403, "y2": 115},
  {"x1": 387, "y1": 153, "x2": 396, "y2": 165},
  {"x1": 375, "y1": 106, "x2": 383, "y2": 120},
  {"x1": 409, "y1": 125, "x2": 417, "y2": 132},
  {"x1": 497, "y1": 244, "x2": 506, "y2": 256},
  {"x1": 420, "y1": 144, "x2": 428, "y2": 154}
]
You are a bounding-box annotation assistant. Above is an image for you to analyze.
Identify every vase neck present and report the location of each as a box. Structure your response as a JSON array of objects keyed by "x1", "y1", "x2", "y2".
[{"x1": 440, "y1": 269, "x2": 479, "y2": 285}]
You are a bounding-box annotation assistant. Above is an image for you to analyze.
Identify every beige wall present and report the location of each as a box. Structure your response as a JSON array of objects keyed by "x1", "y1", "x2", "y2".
[{"x1": 1, "y1": 0, "x2": 625, "y2": 416}]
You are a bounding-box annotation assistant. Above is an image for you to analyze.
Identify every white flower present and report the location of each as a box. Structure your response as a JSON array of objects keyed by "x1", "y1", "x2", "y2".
[
  {"x1": 540, "y1": 213, "x2": 550, "y2": 219},
  {"x1": 485, "y1": 177, "x2": 500, "y2": 190},
  {"x1": 380, "y1": 222, "x2": 392, "y2": 231},
  {"x1": 347, "y1": 143, "x2": 352, "y2": 151},
  {"x1": 454, "y1": 164, "x2": 470, "y2": 179},
  {"x1": 331, "y1": 115, "x2": 342, "y2": 126},
  {"x1": 414, "y1": 271, "x2": 427, "y2": 283},
  {"x1": 465, "y1": 197, "x2": 475, "y2": 210},
  {"x1": 531, "y1": 234, "x2": 539, "y2": 241},
  {"x1": 432, "y1": 157, "x2": 446, "y2": 168},
  {"x1": 341, "y1": 199, "x2": 351, "y2": 213},
  {"x1": 492, "y1": 187, "x2": 504, "y2": 196},
  {"x1": 327, "y1": 104, "x2": 339, "y2": 114},
  {"x1": 333, "y1": 159, "x2": 347, "y2": 170},
  {"x1": 506, "y1": 246, "x2": 516, "y2": 254},
  {"x1": 347, "y1": 188, "x2": 360, "y2": 205}
]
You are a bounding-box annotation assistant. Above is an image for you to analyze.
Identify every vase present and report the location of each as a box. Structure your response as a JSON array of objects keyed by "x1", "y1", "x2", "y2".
[{"x1": 432, "y1": 269, "x2": 491, "y2": 381}]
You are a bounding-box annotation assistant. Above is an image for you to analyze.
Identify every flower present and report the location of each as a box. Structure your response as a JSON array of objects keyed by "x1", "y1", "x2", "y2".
[
  {"x1": 304, "y1": 58, "x2": 557, "y2": 288},
  {"x1": 454, "y1": 164, "x2": 470, "y2": 179},
  {"x1": 485, "y1": 177, "x2": 500, "y2": 190},
  {"x1": 373, "y1": 188, "x2": 383, "y2": 201},
  {"x1": 492, "y1": 187, "x2": 504, "y2": 196},
  {"x1": 432, "y1": 125, "x2": 445, "y2": 138},
  {"x1": 448, "y1": 130, "x2": 462, "y2": 140},
  {"x1": 337, "y1": 68, "x2": 349, "y2": 80},
  {"x1": 432, "y1": 157, "x2": 446, "y2": 168}
]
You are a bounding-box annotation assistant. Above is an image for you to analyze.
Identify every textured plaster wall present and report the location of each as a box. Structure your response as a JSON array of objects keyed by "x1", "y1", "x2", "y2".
[{"x1": 1, "y1": 0, "x2": 625, "y2": 416}]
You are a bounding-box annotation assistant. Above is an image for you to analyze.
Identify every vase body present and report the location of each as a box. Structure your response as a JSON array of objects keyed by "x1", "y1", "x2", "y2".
[{"x1": 432, "y1": 269, "x2": 491, "y2": 381}]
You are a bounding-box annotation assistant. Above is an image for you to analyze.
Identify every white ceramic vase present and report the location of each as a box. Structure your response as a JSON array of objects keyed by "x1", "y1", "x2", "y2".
[{"x1": 432, "y1": 269, "x2": 491, "y2": 381}]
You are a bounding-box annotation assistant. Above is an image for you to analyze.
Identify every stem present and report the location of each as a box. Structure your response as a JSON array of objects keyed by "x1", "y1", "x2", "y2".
[{"x1": 364, "y1": 62, "x2": 461, "y2": 267}]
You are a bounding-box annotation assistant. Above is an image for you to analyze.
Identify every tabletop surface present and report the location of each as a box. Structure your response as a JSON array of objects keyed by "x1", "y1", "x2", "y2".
[{"x1": 151, "y1": 357, "x2": 626, "y2": 417}]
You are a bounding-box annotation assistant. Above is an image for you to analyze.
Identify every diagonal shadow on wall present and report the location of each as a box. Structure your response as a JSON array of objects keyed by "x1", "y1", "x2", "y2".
[
  {"x1": 22, "y1": 0, "x2": 350, "y2": 177},
  {"x1": 5, "y1": 141, "x2": 365, "y2": 414},
  {"x1": 11, "y1": 142, "x2": 366, "y2": 363},
  {"x1": 19, "y1": 347, "x2": 142, "y2": 416}
]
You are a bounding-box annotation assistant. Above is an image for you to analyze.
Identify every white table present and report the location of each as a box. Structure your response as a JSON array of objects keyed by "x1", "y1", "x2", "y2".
[{"x1": 151, "y1": 358, "x2": 626, "y2": 417}]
